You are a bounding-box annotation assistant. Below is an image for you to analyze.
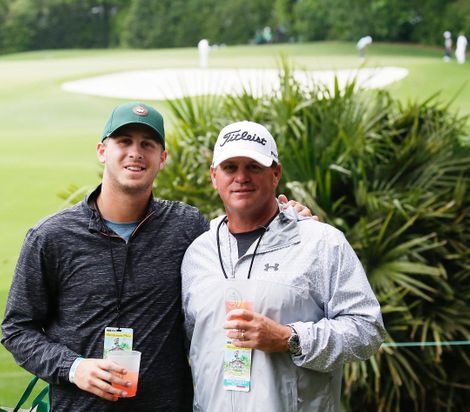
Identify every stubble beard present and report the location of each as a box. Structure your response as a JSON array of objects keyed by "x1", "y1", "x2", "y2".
[
  {"x1": 111, "y1": 174, "x2": 154, "y2": 196},
  {"x1": 120, "y1": 180, "x2": 153, "y2": 195}
]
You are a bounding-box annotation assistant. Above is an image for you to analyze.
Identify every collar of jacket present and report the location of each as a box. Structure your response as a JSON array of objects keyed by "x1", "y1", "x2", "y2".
[
  {"x1": 82, "y1": 184, "x2": 158, "y2": 234},
  {"x1": 214, "y1": 201, "x2": 301, "y2": 255}
]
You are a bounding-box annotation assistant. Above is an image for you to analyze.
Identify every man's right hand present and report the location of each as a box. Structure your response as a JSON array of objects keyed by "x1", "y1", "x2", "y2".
[{"x1": 74, "y1": 358, "x2": 131, "y2": 401}]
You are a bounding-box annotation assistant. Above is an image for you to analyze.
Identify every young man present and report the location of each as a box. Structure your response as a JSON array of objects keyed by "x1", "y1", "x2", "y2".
[
  {"x1": 2, "y1": 102, "x2": 206, "y2": 411},
  {"x1": 2, "y1": 103, "x2": 310, "y2": 411},
  {"x1": 182, "y1": 121, "x2": 385, "y2": 411}
]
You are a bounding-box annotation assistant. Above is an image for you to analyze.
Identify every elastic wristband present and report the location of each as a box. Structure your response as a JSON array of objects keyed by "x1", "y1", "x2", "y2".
[{"x1": 69, "y1": 357, "x2": 84, "y2": 383}]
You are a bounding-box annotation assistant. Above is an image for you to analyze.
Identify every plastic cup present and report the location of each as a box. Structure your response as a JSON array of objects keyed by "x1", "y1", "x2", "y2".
[
  {"x1": 225, "y1": 300, "x2": 253, "y2": 319},
  {"x1": 107, "y1": 350, "x2": 141, "y2": 397}
]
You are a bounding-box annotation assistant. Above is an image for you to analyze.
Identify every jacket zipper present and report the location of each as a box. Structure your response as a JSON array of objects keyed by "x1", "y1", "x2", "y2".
[{"x1": 99, "y1": 210, "x2": 156, "y2": 242}]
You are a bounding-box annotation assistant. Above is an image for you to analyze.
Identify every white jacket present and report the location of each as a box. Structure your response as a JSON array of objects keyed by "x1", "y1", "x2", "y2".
[{"x1": 182, "y1": 207, "x2": 385, "y2": 411}]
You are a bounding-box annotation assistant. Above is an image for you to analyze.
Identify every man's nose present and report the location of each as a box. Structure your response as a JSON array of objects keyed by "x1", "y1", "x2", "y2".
[
  {"x1": 234, "y1": 168, "x2": 250, "y2": 183},
  {"x1": 128, "y1": 143, "x2": 144, "y2": 159}
]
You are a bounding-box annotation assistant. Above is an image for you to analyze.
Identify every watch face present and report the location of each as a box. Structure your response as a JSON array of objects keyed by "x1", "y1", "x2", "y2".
[{"x1": 288, "y1": 333, "x2": 301, "y2": 354}]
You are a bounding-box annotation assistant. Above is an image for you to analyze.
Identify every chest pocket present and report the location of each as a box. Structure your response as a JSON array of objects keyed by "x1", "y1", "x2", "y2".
[
  {"x1": 249, "y1": 243, "x2": 317, "y2": 291},
  {"x1": 250, "y1": 274, "x2": 323, "y2": 325},
  {"x1": 254, "y1": 269, "x2": 310, "y2": 291}
]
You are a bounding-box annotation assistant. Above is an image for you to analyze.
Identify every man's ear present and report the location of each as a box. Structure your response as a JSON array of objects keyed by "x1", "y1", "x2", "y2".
[
  {"x1": 273, "y1": 163, "x2": 282, "y2": 187},
  {"x1": 210, "y1": 166, "x2": 218, "y2": 189},
  {"x1": 96, "y1": 141, "x2": 106, "y2": 164},
  {"x1": 159, "y1": 150, "x2": 168, "y2": 170}
]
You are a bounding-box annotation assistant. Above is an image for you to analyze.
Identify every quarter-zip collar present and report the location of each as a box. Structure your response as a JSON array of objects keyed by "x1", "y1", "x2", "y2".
[
  {"x1": 83, "y1": 184, "x2": 158, "y2": 236},
  {"x1": 213, "y1": 201, "x2": 301, "y2": 259}
]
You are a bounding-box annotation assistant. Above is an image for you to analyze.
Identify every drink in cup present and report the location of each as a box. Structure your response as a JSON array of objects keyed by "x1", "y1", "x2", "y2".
[
  {"x1": 224, "y1": 287, "x2": 253, "y2": 319},
  {"x1": 107, "y1": 350, "x2": 141, "y2": 397},
  {"x1": 224, "y1": 300, "x2": 253, "y2": 318}
]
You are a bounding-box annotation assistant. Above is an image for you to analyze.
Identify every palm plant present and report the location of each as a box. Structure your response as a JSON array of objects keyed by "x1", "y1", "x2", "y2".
[
  {"x1": 155, "y1": 94, "x2": 225, "y2": 216},
  {"x1": 158, "y1": 62, "x2": 470, "y2": 411}
]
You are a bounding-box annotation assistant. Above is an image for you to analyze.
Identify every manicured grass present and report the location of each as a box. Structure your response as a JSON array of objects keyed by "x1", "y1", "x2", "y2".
[{"x1": 0, "y1": 41, "x2": 468, "y2": 407}]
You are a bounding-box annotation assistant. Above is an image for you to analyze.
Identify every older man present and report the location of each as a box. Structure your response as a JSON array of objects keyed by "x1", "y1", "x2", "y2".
[{"x1": 182, "y1": 121, "x2": 385, "y2": 411}]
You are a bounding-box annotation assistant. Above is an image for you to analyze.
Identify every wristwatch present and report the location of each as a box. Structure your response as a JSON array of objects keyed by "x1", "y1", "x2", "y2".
[{"x1": 286, "y1": 324, "x2": 302, "y2": 356}]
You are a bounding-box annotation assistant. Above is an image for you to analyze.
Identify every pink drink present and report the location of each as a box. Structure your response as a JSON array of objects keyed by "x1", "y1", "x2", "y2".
[
  {"x1": 112, "y1": 371, "x2": 139, "y2": 397},
  {"x1": 225, "y1": 300, "x2": 253, "y2": 319},
  {"x1": 108, "y1": 350, "x2": 141, "y2": 397}
]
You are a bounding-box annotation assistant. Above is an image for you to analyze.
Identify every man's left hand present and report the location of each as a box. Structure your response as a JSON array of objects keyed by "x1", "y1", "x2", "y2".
[{"x1": 224, "y1": 309, "x2": 291, "y2": 353}]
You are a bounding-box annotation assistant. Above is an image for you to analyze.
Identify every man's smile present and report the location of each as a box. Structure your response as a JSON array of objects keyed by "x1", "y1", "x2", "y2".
[
  {"x1": 231, "y1": 188, "x2": 255, "y2": 193},
  {"x1": 124, "y1": 164, "x2": 146, "y2": 172}
]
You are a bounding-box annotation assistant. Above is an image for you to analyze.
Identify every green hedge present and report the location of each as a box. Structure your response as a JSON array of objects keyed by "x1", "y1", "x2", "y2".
[{"x1": 1, "y1": 0, "x2": 470, "y2": 53}]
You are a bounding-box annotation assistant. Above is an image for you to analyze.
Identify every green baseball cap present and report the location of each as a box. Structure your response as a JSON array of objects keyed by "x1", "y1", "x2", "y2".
[{"x1": 101, "y1": 102, "x2": 165, "y2": 148}]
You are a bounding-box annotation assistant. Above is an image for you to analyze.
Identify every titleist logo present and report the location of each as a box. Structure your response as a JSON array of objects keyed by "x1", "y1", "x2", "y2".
[{"x1": 219, "y1": 129, "x2": 267, "y2": 147}]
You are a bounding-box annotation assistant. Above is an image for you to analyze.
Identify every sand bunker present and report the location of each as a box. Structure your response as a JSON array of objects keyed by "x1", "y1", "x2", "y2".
[{"x1": 62, "y1": 67, "x2": 408, "y2": 100}]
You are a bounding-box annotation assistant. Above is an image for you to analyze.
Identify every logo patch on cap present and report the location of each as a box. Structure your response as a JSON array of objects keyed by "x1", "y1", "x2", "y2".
[
  {"x1": 212, "y1": 121, "x2": 278, "y2": 168},
  {"x1": 132, "y1": 105, "x2": 148, "y2": 116},
  {"x1": 219, "y1": 128, "x2": 267, "y2": 147}
]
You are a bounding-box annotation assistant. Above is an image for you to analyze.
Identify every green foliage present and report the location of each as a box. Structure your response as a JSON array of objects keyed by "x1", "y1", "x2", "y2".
[
  {"x1": 120, "y1": 0, "x2": 176, "y2": 48},
  {"x1": 1, "y1": 0, "x2": 38, "y2": 53},
  {"x1": 444, "y1": 0, "x2": 470, "y2": 40},
  {"x1": 293, "y1": 0, "x2": 465, "y2": 44},
  {"x1": 159, "y1": 62, "x2": 470, "y2": 411},
  {"x1": 155, "y1": 94, "x2": 225, "y2": 216},
  {"x1": 0, "y1": 0, "x2": 123, "y2": 53},
  {"x1": 274, "y1": 0, "x2": 296, "y2": 36},
  {"x1": 1, "y1": 0, "x2": 470, "y2": 53},
  {"x1": 120, "y1": 0, "x2": 274, "y2": 48}
]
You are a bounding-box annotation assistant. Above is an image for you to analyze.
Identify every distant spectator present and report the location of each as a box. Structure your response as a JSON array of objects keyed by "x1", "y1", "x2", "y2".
[
  {"x1": 275, "y1": 25, "x2": 288, "y2": 43},
  {"x1": 356, "y1": 36, "x2": 373, "y2": 60},
  {"x1": 455, "y1": 33, "x2": 467, "y2": 64},
  {"x1": 253, "y1": 30, "x2": 265, "y2": 45},
  {"x1": 443, "y1": 31, "x2": 452, "y2": 62},
  {"x1": 253, "y1": 27, "x2": 273, "y2": 45},
  {"x1": 198, "y1": 39, "x2": 210, "y2": 68},
  {"x1": 262, "y1": 26, "x2": 273, "y2": 44}
]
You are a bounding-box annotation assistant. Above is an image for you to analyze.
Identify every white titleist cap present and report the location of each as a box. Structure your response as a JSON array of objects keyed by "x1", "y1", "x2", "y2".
[{"x1": 212, "y1": 121, "x2": 279, "y2": 167}]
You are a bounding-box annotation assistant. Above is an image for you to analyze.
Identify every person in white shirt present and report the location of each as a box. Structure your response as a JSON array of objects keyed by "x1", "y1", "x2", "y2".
[{"x1": 181, "y1": 120, "x2": 385, "y2": 411}]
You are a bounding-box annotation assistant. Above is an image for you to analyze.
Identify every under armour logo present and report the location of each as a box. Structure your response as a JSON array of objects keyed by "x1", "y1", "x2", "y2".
[{"x1": 264, "y1": 263, "x2": 279, "y2": 272}]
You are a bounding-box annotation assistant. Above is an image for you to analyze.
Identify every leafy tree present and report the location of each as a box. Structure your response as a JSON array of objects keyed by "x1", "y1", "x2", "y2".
[
  {"x1": 293, "y1": 0, "x2": 331, "y2": 41},
  {"x1": 292, "y1": 0, "x2": 465, "y2": 44},
  {"x1": 1, "y1": 0, "x2": 470, "y2": 52},
  {"x1": 120, "y1": 0, "x2": 274, "y2": 48},
  {"x1": 120, "y1": 0, "x2": 191, "y2": 48},
  {"x1": 443, "y1": 0, "x2": 470, "y2": 40},
  {"x1": 1, "y1": 0, "x2": 39, "y2": 52},
  {"x1": 0, "y1": 0, "x2": 125, "y2": 53},
  {"x1": 32, "y1": 0, "x2": 109, "y2": 49},
  {"x1": 210, "y1": 0, "x2": 274, "y2": 45},
  {"x1": 274, "y1": 0, "x2": 297, "y2": 38}
]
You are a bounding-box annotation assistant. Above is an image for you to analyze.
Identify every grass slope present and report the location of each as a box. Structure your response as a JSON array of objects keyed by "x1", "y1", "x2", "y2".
[{"x1": 0, "y1": 41, "x2": 468, "y2": 407}]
